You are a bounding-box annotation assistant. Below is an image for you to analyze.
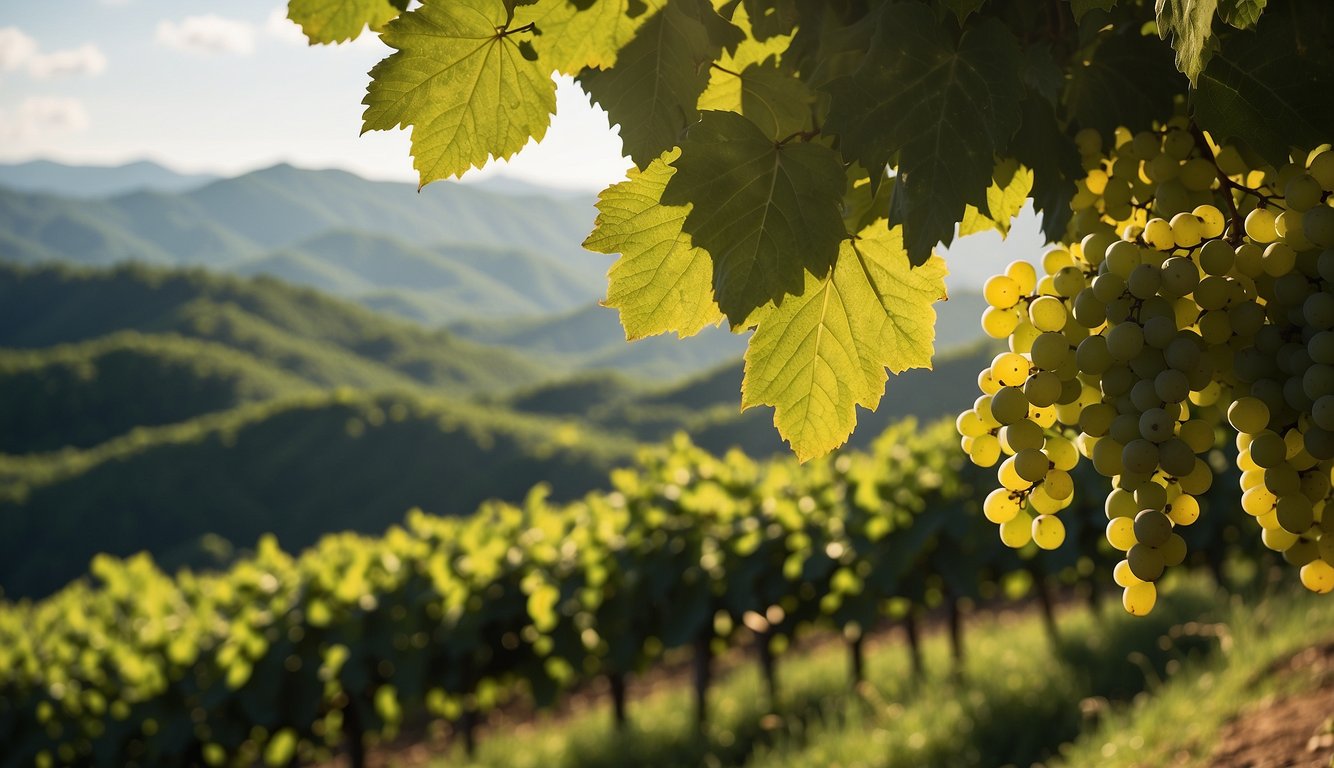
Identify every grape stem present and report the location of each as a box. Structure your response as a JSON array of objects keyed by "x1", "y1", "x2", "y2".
[{"x1": 1188, "y1": 123, "x2": 1244, "y2": 244}]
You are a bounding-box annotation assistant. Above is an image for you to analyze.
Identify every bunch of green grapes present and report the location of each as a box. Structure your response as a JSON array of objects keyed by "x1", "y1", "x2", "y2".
[{"x1": 958, "y1": 120, "x2": 1334, "y2": 615}]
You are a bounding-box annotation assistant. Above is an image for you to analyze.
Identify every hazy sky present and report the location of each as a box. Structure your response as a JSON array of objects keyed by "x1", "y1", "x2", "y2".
[{"x1": 0, "y1": 0, "x2": 632, "y2": 191}]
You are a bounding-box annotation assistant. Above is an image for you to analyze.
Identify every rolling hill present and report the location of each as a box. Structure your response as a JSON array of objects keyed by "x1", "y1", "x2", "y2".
[
  {"x1": 0, "y1": 159, "x2": 218, "y2": 198},
  {"x1": 0, "y1": 390, "x2": 632, "y2": 599},
  {"x1": 0, "y1": 262, "x2": 544, "y2": 394}
]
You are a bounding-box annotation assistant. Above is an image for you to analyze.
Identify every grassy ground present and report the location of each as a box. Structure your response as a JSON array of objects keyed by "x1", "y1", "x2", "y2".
[{"x1": 409, "y1": 576, "x2": 1334, "y2": 768}]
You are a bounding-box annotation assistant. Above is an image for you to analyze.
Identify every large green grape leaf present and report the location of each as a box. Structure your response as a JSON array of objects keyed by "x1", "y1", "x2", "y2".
[
  {"x1": 1070, "y1": 0, "x2": 1119, "y2": 20},
  {"x1": 1065, "y1": 27, "x2": 1183, "y2": 138},
  {"x1": 1195, "y1": 0, "x2": 1334, "y2": 164},
  {"x1": 363, "y1": 0, "x2": 556, "y2": 187},
  {"x1": 585, "y1": 149, "x2": 724, "y2": 339},
  {"x1": 940, "y1": 0, "x2": 987, "y2": 23},
  {"x1": 1155, "y1": 0, "x2": 1219, "y2": 84},
  {"x1": 697, "y1": 60, "x2": 815, "y2": 140},
  {"x1": 515, "y1": 0, "x2": 658, "y2": 73},
  {"x1": 742, "y1": 223, "x2": 947, "y2": 461},
  {"x1": 661, "y1": 110, "x2": 846, "y2": 324},
  {"x1": 288, "y1": 0, "x2": 408, "y2": 43},
  {"x1": 1217, "y1": 0, "x2": 1266, "y2": 28},
  {"x1": 580, "y1": 0, "x2": 739, "y2": 168},
  {"x1": 1010, "y1": 94, "x2": 1081, "y2": 243},
  {"x1": 738, "y1": 0, "x2": 798, "y2": 40},
  {"x1": 823, "y1": 4, "x2": 1023, "y2": 265},
  {"x1": 959, "y1": 161, "x2": 1034, "y2": 238}
]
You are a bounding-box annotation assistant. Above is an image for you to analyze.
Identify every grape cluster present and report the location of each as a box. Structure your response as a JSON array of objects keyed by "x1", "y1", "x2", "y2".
[{"x1": 958, "y1": 119, "x2": 1334, "y2": 614}]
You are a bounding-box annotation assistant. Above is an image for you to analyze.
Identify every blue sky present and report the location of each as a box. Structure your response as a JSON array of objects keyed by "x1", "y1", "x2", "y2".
[{"x1": 0, "y1": 0, "x2": 632, "y2": 190}]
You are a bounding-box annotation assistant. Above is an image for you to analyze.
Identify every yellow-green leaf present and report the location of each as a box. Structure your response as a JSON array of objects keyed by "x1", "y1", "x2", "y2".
[
  {"x1": 959, "y1": 162, "x2": 1034, "y2": 238},
  {"x1": 584, "y1": 149, "x2": 724, "y2": 340},
  {"x1": 741, "y1": 223, "x2": 947, "y2": 461},
  {"x1": 516, "y1": 0, "x2": 659, "y2": 73},
  {"x1": 363, "y1": 0, "x2": 556, "y2": 187},
  {"x1": 287, "y1": 0, "x2": 407, "y2": 44},
  {"x1": 697, "y1": 60, "x2": 814, "y2": 140}
]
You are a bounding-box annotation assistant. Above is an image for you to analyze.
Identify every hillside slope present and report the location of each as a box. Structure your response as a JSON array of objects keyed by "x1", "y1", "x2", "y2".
[
  {"x1": 0, "y1": 391, "x2": 632, "y2": 599},
  {"x1": 0, "y1": 262, "x2": 545, "y2": 393},
  {"x1": 0, "y1": 332, "x2": 315, "y2": 453}
]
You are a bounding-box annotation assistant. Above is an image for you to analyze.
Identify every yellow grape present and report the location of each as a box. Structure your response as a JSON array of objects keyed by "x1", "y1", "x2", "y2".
[
  {"x1": 1032, "y1": 515, "x2": 1066, "y2": 550},
  {"x1": 1302, "y1": 559, "x2": 1334, "y2": 593},
  {"x1": 1122, "y1": 582, "x2": 1157, "y2": 616},
  {"x1": 984, "y1": 275, "x2": 1021, "y2": 308}
]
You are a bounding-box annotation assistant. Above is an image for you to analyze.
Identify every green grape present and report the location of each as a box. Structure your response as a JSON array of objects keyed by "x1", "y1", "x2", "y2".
[
  {"x1": 1014, "y1": 448, "x2": 1051, "y2": 482},
  {"x1": 1106, "y1": 240, "x2": 1144, "y2": 276},
  {"x1": 1193, "y1": 204, "x2": 1226, "y2": 239},
  {"x1": 1023, "y1": 371, "x2": 1063, "y2": 408},
  {"x1": 1029, "y1": 295, "x2": 1068, "y2": 332},
  {"x1": 1006, "y1": 260, "x2": 1038, "y2": 294},
  {"x1": 981, "y1": 306, "x2": 1022, "y2": 338},
  {"x1": 1245, "y1": 207, "x2": 1278, "y2": 243},
  {"x1": 1127, "y1": 543, "x2": 1166, "y2": 581},
  {"x1": 1144, "y1": 218, "x2": 1175, "y2": 250},
  {"x1": 984, "y1": 275, "x2": 1021, "y2": 309},
  {"x1": 1263, "y1": 242, "x2": 1296, "y2": 278},
  {"x1": 1031, "y1": 331, "x2": 1072, "y2": 370},
  {"x1": 1159, "y1": 256, "x2": 1200, "y2": 297},
  {"x1": 969, "y1": 434, "x2": 1002, "y2": 467},
  {"x1": 1198, "y1": 238, "x2": 1234, "y2": 275},
  {"x1": 1092, "y1": 436, "x2": 1126, "y2": 476},
  {"x1": 1079, "y1": 402, "x2": 1115, "y2": 436},
  {"x1": 1134, "y1": 480, "x2": 1168, "y2": 511},
  {"x1": 1304, "y1": 205, "x2": 1334, "y2": 248},
  {"x1": 1228, "y1": 396, "x2": 1271, "y2": 434},
  {"x1": 1000, "y1": 419, "x2": 1044, "y2": 452},
  {"x1": 1132, "y1": 509, "x2": 1173, "y2": 547},
  {"x1": 1158, "y1": 438, "x2": 1196, "y2": 477},
  {"x1": 983, "y1": 488, "x2": 1021, "y2": 523},
  {"x1": 1169, "y1": 212, "x2": 1203, "y2": 247},
  {"x1": 1275, "y1": 495, "x2": 1314, "y2": 533},
  {"x1": 1045, "y1": 434, "x2": 1079, "y2": 471},
  {"x1": 999, "y1": 456, "x2": 1029, "y2": 491},
  {"x1": 1302, "y1": 560, "x2": 1334, "y2": 593},
  {"x1": 1127, "y1": 263, "x2": 1162, "y2": 300},
  {"x1": 1106, "y1": 323, "x2": 1145, "y2": 362},
  {"x1": 1121, "y1": 439, "x2": 1160, "y2": 475},
  {"x1": 1032, "y1": 515, "x2": 1066, "y2": 550},
  {"x1": 1284, "y1": 174, "x2": 1324, "y2": 212},
  {"x1": 1113, "y1": 559, "x2": 1142, "y2": 587},
  {"x1": 1122, "y1": 581, "x2": 1157, "y2": 616},
  {"x1": 1106, "y1": 487, "x2": 1139, "y2": 519},
  {"x1": 1160, "y1": 533, "x2": 1188, "y2": 567},
  {"x1": 1167, "y1": 493, "x2": 1200, "y2": 525},
  {"x1": 1234, "y1": 242, "x2": 1265, "y2": 277},
  {"x1": 999, "y1": 513, "x2": 1033, "y2": 547},
  {"x1": 991, "y1": 386, "x2": 1030, "y2": 425},
  {"x1": 1043, "y1": 468, "x2": 1074, "y2": 500},
  {"x1": 1106, "y1": 516, "x2": 1136, "y2": 551}
]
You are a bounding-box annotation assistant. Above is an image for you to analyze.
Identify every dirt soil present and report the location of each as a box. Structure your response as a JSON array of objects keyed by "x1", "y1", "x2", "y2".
[{"x1": 1203, "y1": 642, "x2": 1334, "y2": 768}]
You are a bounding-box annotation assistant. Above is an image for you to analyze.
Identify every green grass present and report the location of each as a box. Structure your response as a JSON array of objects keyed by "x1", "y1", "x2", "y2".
[{"x1": 420, "y1": 580, "x2": 1332, "y2": 768}]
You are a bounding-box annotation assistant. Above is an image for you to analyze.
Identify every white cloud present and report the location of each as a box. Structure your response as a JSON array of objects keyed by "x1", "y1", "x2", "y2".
[
  {"x1": 0, "y1": 27, "x2": 39, "y2": 72},
  {"x1": 0, "y1": 97, "x2": 90, "y2": 140},
  {"x1": 265, "y1": 8, "x2": 309, "y2": 46},
  {"x1": 156, "y1": 15, "x2": 256, "y2": 56},
  {"x1": 26, "y1": 44, "x2": 108, "y2": 79}
]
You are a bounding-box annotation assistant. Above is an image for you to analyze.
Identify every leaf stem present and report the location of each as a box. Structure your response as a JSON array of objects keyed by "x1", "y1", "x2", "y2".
[
  {"x1": 499, "y1": 21, "x2": 536, "y2": 38},
  {"x1": 776, "y1": 128, "x2": 821, "y2": 146},
  {"x1": 710, "y1": 62, "x2": 743, "y2": 78}
]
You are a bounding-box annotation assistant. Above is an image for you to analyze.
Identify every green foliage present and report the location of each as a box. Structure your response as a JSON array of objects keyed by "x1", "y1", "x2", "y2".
[
  {"x1": 298, "y1": 0, "x2": 1334, "y2": 458},
  {"x1": 363, "y1": 0, "x2": 558, "y2": 185},
  {"x1": 287, "y1": 0, "x2": 408, "y2": 43}
]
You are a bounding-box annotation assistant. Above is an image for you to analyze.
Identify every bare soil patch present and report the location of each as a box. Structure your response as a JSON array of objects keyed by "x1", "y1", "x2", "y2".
[{"x1": 1205, "y1": 643, "x2": 1334, "y2": 768}]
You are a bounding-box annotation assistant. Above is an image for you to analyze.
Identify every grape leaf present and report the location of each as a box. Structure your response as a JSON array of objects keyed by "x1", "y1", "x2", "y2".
[
  {"x1": 940, "y1": 0, "x2": 988, "y2": 24},
  {"x1": 363, "y1": 0, "x2": 556, "y2": 187},
  {"x1": 1155, "y1": 0, "x2": 1220, "y2": 84},
  {"x1": 841, "y1": 169, "x2": 894, "y2": 235},
  {"x1": 697, "y1": 60, "x2": 815, "y2": 140},
  {"x1": 515, "y1": 0, "x2": 658, "y2": 73},
  {"x1": 1070, "y1": 0, "x2": 1119, "y2": 20},
  {"x1": 823, "y1": 4, "x2": 1023, "y2": 265},
  {"x1": 742, "y1": 223, "x2": 947, "y2": 461},
  {"x1": 288, "y1": 0, "x2": 408, "y2": 43},
  {"x1": 1065, "y1": 26, "x2": 1183, "y2": 137},
  {"x1": 585, "y1": 149, "x2": 724, "y2": 340},
  {"x1": 1010, "y1": 94, "x2": 1081, "y2": 243},
  {"x1": 959, "y1": 162, "x2": 1034, "y2": 238},
  {"x1": 1217, "y1": 0, "x2": 1266, "y2": 28},
  {"x1": 580, "y1": 0, "x2": 739, "y2": 167},
  {"x1": 739, "y1": 0, "x2": 798, "y2": 39},
  {"x1": 1195, "y1": 0, "x2": 1334, "y2": 164},
  {"x1": 662, "y1": 110, "x2": 847, "y2": 325}
]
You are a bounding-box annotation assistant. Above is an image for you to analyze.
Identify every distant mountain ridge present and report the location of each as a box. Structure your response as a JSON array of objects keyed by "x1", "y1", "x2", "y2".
[{"x1": 0, "y1": 159, "x2": 219, "y2": 198}]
